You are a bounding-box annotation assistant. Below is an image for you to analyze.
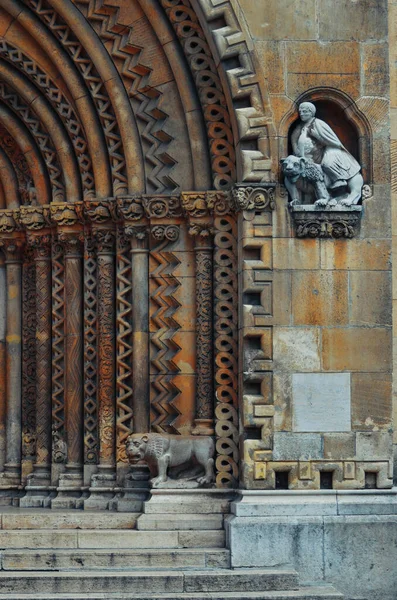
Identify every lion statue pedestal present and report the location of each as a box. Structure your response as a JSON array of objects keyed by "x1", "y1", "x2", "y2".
[{"x1": 126, "y1": 433, "x2": 215, "y2": 489}]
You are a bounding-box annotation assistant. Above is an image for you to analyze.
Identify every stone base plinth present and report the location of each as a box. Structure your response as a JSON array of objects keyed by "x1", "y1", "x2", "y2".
[{"x1": 226, "y1": 489, "x2": 397, "y2": 600}]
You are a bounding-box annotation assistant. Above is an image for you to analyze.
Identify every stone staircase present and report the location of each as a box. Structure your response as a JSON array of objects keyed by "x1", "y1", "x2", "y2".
[{"x1": 0, "y1": 494, "x2": 343, "y2": 599}]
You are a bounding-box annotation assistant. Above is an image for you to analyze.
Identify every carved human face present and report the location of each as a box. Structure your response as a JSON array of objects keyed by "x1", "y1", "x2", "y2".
[
  {"x1": 299, "y1": 104, "x2": 315, "y2": 122},
  {"x1": 126, "y1": 435, "x2": 148, "y2": 463}
]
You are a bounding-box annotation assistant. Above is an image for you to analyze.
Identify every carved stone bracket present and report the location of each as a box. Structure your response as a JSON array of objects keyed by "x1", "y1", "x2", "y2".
[{"x1": 290, "y1": 205, "x2": 363, "y2": 239}]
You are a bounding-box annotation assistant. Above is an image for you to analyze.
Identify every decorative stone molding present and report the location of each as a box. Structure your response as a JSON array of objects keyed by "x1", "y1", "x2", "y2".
[
  {"x1": 20, "y1": 206, "x2": 51, "y2": 231},
  {"x1": 231, "y1": 186, "x2": 276, "y2": 212},
  {"x1": 150, "y1": 225, "x2": 180, "y2": 242},
  {"x1": 0, "y1": 210, "x2": 20, "y2": 233},
  {"x1": 50, "y1": 203, "x2": 83, "y2": 228},
  {"x1": 290, "y1": 206, "x2": 363, "y2": 239}
]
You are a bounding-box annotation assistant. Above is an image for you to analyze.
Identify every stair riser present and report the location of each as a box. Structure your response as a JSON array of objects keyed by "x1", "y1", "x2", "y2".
[
  {"x1": 137, "y1": 515, "x2": 223, "y2": 531},
  {"x1": 2, "y1": 551, "x2": 230, "y2": 570},
  {"x1": 0, "y1": 514, "x2": 139, "y2": 530},
  {"x1": 0, "y1": 530, "x2": 225, "y2": 549},
  {"x1": 0, "y1": 574, "x2": 299, "y2": 594},
  {"x1": 0, "y1": 595, "x2": 344, "y2": 600}
]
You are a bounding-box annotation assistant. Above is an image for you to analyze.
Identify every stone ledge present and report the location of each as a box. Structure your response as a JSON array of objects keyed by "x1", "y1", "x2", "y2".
[
  {"x1": 231, "y1": 488, "x2": 397, "y2": 516},
  {"x1": 289, "y1": 205, "x2": 363, "y2": 238}
]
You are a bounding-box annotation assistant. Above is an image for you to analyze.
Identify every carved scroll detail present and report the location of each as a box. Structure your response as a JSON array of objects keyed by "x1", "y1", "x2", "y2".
[
  {"x1": 116, "y1": 234, "x2": 133, "y2": 462},
  {"x1": 213, "y1": 215, "x2": 239, "y2": 487},
  {"x1": 150, "y1": 233, "x2": 182, "y2": 434},
  {"x1": 84, "y1": 235, "x2": 98, "y2": 464}
]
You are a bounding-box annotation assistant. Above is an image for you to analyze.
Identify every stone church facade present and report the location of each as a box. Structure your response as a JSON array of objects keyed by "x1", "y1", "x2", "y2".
[{"x1": 0, "y1": 1, "x2": 394, "y2": 599}]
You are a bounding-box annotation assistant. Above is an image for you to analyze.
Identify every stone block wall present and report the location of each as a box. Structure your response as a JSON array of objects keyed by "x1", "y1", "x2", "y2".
[{"x1": 239, "y1": 0, "x2": 393, "y2": 489}]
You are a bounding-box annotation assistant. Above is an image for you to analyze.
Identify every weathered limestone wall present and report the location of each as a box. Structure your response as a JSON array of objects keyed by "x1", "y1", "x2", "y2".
[
  {"x1": 389, "y1": 0, "x2": 397, "y2": 481},
  {"x1": 239, "y1": 0, "x2": 393, "y2": 489}
]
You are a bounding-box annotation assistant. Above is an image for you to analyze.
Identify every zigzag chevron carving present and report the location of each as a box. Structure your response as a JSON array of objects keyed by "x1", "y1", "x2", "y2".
[
  {"x1": 73, "y1": 0, "x2": 177, "y2": 193},
  {"x1": 150, "y1": 237, "x2": 182, "y2": 434}
]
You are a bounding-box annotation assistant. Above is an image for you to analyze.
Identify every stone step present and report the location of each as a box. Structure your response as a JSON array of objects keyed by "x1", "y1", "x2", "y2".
[
  {"x1": 143, "y1": 493, "x2": 230, "y2": 515},
  {"x1": 0, "y1": 569, "x2": 299, "y2": 594},
  {"x1": 0, "y1": 588, "x2": 344, "y2": 600},
  {"x1": 0, "y1": 511, "x2": 139, "y2": 530},
  {"x1": 2, "y1": 548, "x2": 230, "y2": 570},
  {"x1": 137, "y1": 513, "x2": 224, "y2": 530},
  {"x1": 0, "y1": 529, "x2": 225, "y2": 549}
]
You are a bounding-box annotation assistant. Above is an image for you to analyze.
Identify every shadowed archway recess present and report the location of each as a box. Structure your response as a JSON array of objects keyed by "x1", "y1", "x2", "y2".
[{"x1": 0, "y1": 0, "x2": 275, "y2": 507}]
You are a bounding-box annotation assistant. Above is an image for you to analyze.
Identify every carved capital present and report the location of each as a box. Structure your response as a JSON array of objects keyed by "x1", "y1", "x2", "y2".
[
  {"x1": 26, "y1": 233, "x2": 52, "y2": 259},
  {"x1": 58, "y1": 231, "x2": 84, "y2": 256},
  {"x1": 125, "y1": 225, "x2": 149, "y2": 250},
  {"x1": 84, "y1": 199, "x2": 116, "y2": 224},
  {"x1": 0, "y1": 210, "x2": 20, "y2": 234},
  {"x1": 143, "y1": 195, "x2": 182, "y2": 219},
  {"x1": 231, "y1": 185, "x2": 276, "y2": 212},
  {"x1": 188, "y1": 223, "x2": 214, "y2": 239},
  {"x1": 94, "y1": 229, "x2": 116, "y2": 254},
  {"x1": 20, "y1": 205, "x2": 51, "y2": 231},
  {"x1": 206, "y1": 191, "x2": 232, "y2": 216},
  {"x1": 151, "y1": 225, "x2": 180, "y2": 242},
  {"x1": 50, "y1": 202, "x2": 83, "y2": 227},
  {"x1": 181, "y1": 192, "x2": 209, "y2": 219},
  {"x1": 0, "y1": 238, "x2": 24, "y2": 262},
  {"x1": 116, "y1": 196, "x2": 145, "y2": 222}
]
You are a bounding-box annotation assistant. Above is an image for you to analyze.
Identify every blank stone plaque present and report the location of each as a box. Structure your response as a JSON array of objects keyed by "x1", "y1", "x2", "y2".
[{"x1": 292, "y1": 373, "x2": 351, "y2": 432}]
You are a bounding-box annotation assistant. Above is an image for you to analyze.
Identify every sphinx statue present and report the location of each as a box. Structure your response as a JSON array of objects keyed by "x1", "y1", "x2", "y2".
[{"x1": 281, "y1": 102, "x2": 364, "y2": 207}]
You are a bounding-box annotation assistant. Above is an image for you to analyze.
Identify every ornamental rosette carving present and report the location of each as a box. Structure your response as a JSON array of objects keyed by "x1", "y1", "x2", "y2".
[
  {"x1": 0, "y1": 209, "x2": 20, "y2": 233},
  {"x1": 20, "y1": 205, "x2": 51, "y2": 230},
  {"x1": 50, "y1": 202, "x2": 83, "y2": 227},
  {"x1": 143, "y1": 196, "x2": 182, "y2": 218},
  {"x1": 151, "y1": 225, "x2": 180, "y2": 242},
  {"x1": 231, "y1": 186, "x2": 276, "y2": 212}
]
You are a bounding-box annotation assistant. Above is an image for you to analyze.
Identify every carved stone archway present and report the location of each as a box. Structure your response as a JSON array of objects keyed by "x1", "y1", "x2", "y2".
[{"x1": 0, "y1": 0, "x2": 276, "y2": 507}]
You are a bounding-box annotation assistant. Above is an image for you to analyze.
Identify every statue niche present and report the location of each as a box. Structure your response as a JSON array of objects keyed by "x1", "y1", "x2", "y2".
[
  {"x1": 126, "y1": 433, "x2": 215, "y2": 489},
  {"x1": 281, "y1": 101, "x2": 364, "y2": 207}
]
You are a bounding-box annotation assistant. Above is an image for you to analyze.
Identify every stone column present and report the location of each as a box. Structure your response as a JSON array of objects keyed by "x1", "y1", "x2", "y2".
[
  {"x1": 191, "y1": 229, "x2": 214, "y2": 435},
  {"x1": 84, "y1": 229, "x2": 116, "y2": 510},
  {"x1": 0, "y1": 240, "x2": 23, "y2": 486},
  {"x1": 128, "y1": 226, "x2": 150, "y2": 433},
  {"x1": 0, "y1": 252, "x2": 6, "y2": 471},
  {"x1": 20, "y1": 234, "x2": 52, "y2": 507},
  {"x1": 52, "y1": 232, "x2": 84, "y2": 508}
]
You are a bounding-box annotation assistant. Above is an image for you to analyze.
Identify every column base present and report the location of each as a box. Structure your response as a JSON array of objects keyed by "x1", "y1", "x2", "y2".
[
  {"x1": 0, "y1": 463, "x2": 21, "y2": 487},
  {"x1": 111, "y1": 465, "x2": 150, "y2": 512},
  {"x1": 20, "y1": 466, "x2": 52, "y2": 507},
  {"x1": 51, "y1": 469, "x2": 86, "y2": 509},
  {"x1": 84, "y1": 468, "x2": 117, "y2": 510}
]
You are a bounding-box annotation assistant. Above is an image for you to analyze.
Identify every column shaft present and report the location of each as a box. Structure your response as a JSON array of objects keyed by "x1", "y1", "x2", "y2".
[
  {"x1": 97, "y1": 232, "x2": 116, "y2": 467},
  {"x1": 4, "y1": 243, "x2": 23, "y2": 479},
  {"x1": 63, "y1": 236, "x2": 84, "y2": 472},
  {"x1": 0, "y1": 255, "x2": 6, "y2": 470},
  {"x1": 192, "y1": 235, "x2": 214, "y2": 435},
  {"x1": 130, "y1": 228, "x2": 150, "y2": 433}
]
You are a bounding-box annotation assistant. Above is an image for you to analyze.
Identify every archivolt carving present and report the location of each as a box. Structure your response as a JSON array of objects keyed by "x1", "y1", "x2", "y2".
[
  {"x1": 73, "y1": 0, "x2": 177, "y2": 193},
  {"x1": 160, "y1": 0, "x2": 236, "y2": 190},
  {"x1": 0, "y1": 39, "x2": 94, "y2": 198},
  {"x1": 0, "y1": 83, "x2": 65, "y2": 201},
  {"x1": 26, "y1": 0, "x2": 129, "y2": 195}
]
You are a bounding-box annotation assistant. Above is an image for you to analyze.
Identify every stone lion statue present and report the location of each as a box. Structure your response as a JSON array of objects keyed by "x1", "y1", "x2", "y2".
[
  {"x1": 280, "y1": 155, "x2": 333, "y2": 207},
  {"x1": 126, "y1": 433, "x2": 215, "y2": 489},
  {"x1": 282, "y1": 101, "x2": 364, "y2": 207}
]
